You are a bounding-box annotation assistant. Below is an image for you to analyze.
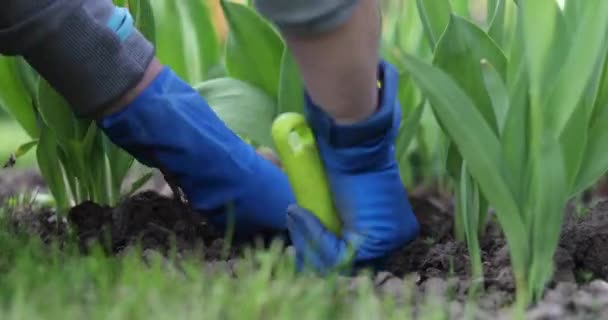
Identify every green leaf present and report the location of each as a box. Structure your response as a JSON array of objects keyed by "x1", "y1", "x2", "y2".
[
  {"x1": 195, "y1": 77, "x2": 277, "y2": 148},
  {"x1": 396, "y1": 101, "x2": 425, "y2": 185},
  {"x1": 528, "y1": 137, "x2": 567, "y2": 300},
  {"x1": 416, "y1": 0, "x2": 452, "y2": 50},
  {"x1": 104, "y1": 135, "x2": 135, "y2": 201},
  {"x1": 14, "y1": 140, "x2": 38, "y2": 158},
  {"x1": 487, "y1": 0, "x2": 506, "y2": 48},
  {"x1": 544, "y1": 2, "x2": 608, "y2": 135},
  {"x1": 572, "y1": 47, "x2": 608, "y2": 195},
  {"x1": 129, "y1": 0, "x2": 156, "y2": 45},
  {"x1": 590, "y1": 51, "x2": 608, "y2": 129},
  {"x1": 520, "y1": 0, "x2": 559, "y2": 104},
  {"x1": 222, "y1": 0, "x2": 284, "y2": 99},
  {"x1": 36, "y1": 125, "x2": 69, "y2": 212},
  {"x1": 432, "y1": 14, "x2": 506, "y2": 181},
  {"x1": 124, "y1": 171, "x2": 155, "y2": 198},
  {"x1": 395, "y1": 100, "x2": 425, "y2": 166},
  {"x1": 501, "y1": 13, "x2": 529, "y2": 207},
  {"x1": 573, "y1": 111, "x2": 608, "y2": 195},
  {"x1": 277, "y1": 48, "x2": 304, "y2": 115},
  {"x1": 563, "y1": 0, "x2": 583, "y2": 30},
  {"x1": 451, "y1": 0, "x2": 469, "y2": 17},
  {"x1": 433, "y1": 15, "x2": 506, "y2": 134},
  {"x1": 0, "y1": 56, "x2": 39, "y2": 138},
  {"x1": 36, "y1": 79, "x2": 78, "y2": 144},
  {"x1": 401, "y1": 53, "x2": 527, "y2": 283},
  {"x1": 481, "y1": 60, "x2": 509, "y2": 134},
  {"x1": 150, "y1": 0, "x2": 220, "y2": 84},
  {"x1": 13, "y1": 57, "x2": 40, "y2": 100}
]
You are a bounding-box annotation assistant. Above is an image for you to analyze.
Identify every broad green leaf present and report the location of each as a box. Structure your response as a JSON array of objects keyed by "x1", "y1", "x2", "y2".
[
  {"x1": 445, "y1": 142, "x2": 462, "y2": 179},
  {"x1": 124, "y1": 171, "x2": 155, "y2": 198},
  {"x1": 36, "y1": 125, "x2": 69, "y2": 212},
  {"x1": 36, "y1": 79, "x2": 81, "y2": 144},
  {"x1": 560, "y1": 46, "x2": 607, "y2": 191},
  {"x1": 396, "y1": 101, "x2": 425, "y2": 185},
  {"x1": 520, "y1": 0, "x2": 559, "y2": 103},
  {"x1": 86, "y1": 132, "x2": 110, "y2": 205},
  {"x1": 0, "y1": 56, "x2": 39, "y2": 138},
  {"x1": 528, "y1": 138, "x2": 567, "y2": 300},
  {"x1": 401, "y1": 53, "x2": 527, "y2": 282},
  {"x1": 384, "y1": 47, "x2": 423, "y2": 116},
  {"x1": 573, "y1": 112, "x2": 608, "y2": 195},
  {"x1": 416, "y1": 0, "x2": 452, "y2": 49},
  {"x1": 432, "y1": 15, "x2": 506, "y2": 180},
  {"x1": 222, "y1": 0, "x2": 284, "y2": 99},
  {"x1": 14, "y1": 140, "x2": 38, "y2": 158},
  {"x1": 501, "y1": 13, "x2": 529, "y2": 207},
  {"x1": 458, "y1": 163, "x2": 483, "y2": 292},
  {"x1": 395, "y1": 100, "x2": 425, "y2": 165},
  {"x1": 563, "y1": 0, "x2": 583, "y2": 30},
  {"x1": 451, "y1": 0, "x2": 469, "y2": 17},
  {"x1": 195, "y1": 77, "x2": 277, "y2": 148},
  {"x1": 433, "y1": 15, "x2": 506, "y2": 134},
  {"x1": 13, "y1": 57, "x2": 39, "y2": 100},
  {"x1": 150, "y1": 0, "x2": 219, "y2": 84},
  {"x1": 481, "y1": 60, "x2": 509, "y2": 134},
  {"x1": 104, "y1": 134, "x2": 135, "y2": 201},
  {"x1": 277, "y1": 48, "x2": 304, "y2": 115},
  {"x1": 129, "y1": 0, "x2": 156, "y2": 45},
  {"x1": 572, "y1": 47, "x2": 608, "y2": 195},
  {"x1": 590, "y1": 51, "x2": 608, "y2": 129},
  {"x1": 545, "y1": 2, "x2": 608, "y2": 135},
  {"x1": 487, "y1": 0, "x2": 506, "y2": 48},
  {"x1": 393, "y1": 0, "x2": 429, "y2": 58}
]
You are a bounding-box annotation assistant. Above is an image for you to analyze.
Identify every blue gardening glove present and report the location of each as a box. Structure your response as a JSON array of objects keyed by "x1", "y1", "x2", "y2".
[
  {"x1": 99, "y1": 66, "x2": 295, "y2": 237},
  {"x1": 287, "y1": 60, "x2": 420, "y2": 274}
]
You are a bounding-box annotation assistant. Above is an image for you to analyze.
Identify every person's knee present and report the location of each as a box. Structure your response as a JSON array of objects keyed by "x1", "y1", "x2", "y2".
[{"x1": 253, "y1": 0, "x2": 360, "y2": 35}]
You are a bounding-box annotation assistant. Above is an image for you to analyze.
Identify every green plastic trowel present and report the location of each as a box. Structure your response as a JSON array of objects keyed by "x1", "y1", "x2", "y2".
[{"x1": 271, "y1": 112, "x2": 341, "y2": 235}]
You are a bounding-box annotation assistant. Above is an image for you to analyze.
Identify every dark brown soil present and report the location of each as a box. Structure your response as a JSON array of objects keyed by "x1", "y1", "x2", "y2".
[{"x1": 5, "y1": 169, "x2": 608, "y2": 319}]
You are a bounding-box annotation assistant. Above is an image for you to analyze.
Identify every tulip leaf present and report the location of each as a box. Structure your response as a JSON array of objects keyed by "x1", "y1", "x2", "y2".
[
  {"x1": 487, "y1": 0, "x2": 506, "y2": 48},
  {"x1": 277, "y1": 48, "x2": 304, "y2": 115},
  {"x1": 36, "y1": 79, "x2": 78, "y2": 145},
  {"x1": 434, "y1": 14, "x2": 506, "y2": 134},
  {"x1": 0, "y1": 56, "x2": 39, "y2": 138},
  {"x1": 544, "y1": 2, "x2": 608, "y2": 135},
  {"x1": 395, "y1": 100, "x2": 425, "y2": 166},
  {"x1": 150, "y1": 0, "x2": 219, "y2": 84},
  {"x1": 37, "y1": 124, "x2": 69, "y2": 212},
  {"x1": 195, "y1": 77, "x2": 277, "y2": 148},
  {"x1": 222, "y1": 0, "x2": 284, "y2": 99},
  {"x1": 416, "y1": 0, "x2": 452, "y2": 49},
  {"x1": 481, "y1": 60, "x2": 509, "y2": 134},
  {"x1": 129, "y1": 0, "x2": 156, "y2": 45},
  {"x1": 401, "y1": 53, "x2": 527, "y2": 283}
]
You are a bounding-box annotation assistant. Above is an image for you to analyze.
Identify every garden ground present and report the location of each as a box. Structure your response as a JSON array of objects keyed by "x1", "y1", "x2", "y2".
[{"x1": 3, "y1": 168, "x2": 608, "y2": 319}]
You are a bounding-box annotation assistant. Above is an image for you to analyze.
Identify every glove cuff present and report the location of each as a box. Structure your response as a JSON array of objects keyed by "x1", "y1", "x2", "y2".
[
  {"x1": 303, "y1": 60, "x2": 401, "y2": 149},
  {"x1": 1, "y1": 0, "x2": 155, "y2": 118}
]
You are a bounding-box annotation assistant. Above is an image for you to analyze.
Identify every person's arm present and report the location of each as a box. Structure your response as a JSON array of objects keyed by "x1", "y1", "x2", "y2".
[
  {"x1": 255, "y1": 0, "x2": 380, "y2": 124},
  {"x1": 254, "y1": 0, "x2": 420, "y2": 273},
  {"x1": 0, "y1": 0, "x2": 157, "y2": 119},
  {"x1": 1, "y1": 0, "x2": 297, "y2": 239}
]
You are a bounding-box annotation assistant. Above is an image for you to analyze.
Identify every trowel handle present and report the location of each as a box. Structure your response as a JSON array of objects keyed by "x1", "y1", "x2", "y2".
[{"x1": 271, "y1": 112, "x2": 341, "y2": 235}]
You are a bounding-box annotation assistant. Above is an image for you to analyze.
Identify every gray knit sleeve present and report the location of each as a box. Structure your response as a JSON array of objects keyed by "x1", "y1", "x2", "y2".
[
  {"x1": 0, "y1": 0, "x2": 155, "y2": 118},
  {"x1": 253, "y1": 0, "x2": 360, "y2": 35}
]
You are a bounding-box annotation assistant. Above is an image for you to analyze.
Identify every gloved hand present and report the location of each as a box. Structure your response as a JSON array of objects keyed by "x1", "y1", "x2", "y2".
[
  {"x1": 99, "y1": 66, "x2": 296, "y2": 238},
  {"x1": 286, "y1": 60, "x2": 420, "y2": 274}
]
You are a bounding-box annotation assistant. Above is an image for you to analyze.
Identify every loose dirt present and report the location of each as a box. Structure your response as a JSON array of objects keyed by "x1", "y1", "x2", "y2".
[{"x1": 4, "y1": 169, "x2": 608, "y2": 319}]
